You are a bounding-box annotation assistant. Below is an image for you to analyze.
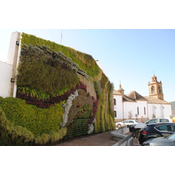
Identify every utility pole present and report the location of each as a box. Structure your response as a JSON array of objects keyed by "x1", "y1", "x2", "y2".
[{"x1": 60, "y1": 29, "x2": 63, "y2": 45}]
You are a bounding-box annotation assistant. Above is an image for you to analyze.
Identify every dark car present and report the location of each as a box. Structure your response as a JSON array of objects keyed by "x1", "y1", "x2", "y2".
[
  {"x1": 138, "y1": 122, "x2": 175, "y2": 145},
  {"x1": 142, "y1": 133, "x2": 175, "y2": 146}
]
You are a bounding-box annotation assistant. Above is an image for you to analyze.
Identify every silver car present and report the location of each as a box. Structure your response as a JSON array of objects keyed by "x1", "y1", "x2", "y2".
[
  {"x1": 142, "y1": 133, "x2": 175, "y2": 146},
  {"x1": 116, "y1": 120, "x2": 141, "y2": 128}
]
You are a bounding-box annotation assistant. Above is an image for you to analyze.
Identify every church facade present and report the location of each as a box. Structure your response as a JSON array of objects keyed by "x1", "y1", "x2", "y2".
[{"x1": 113, "y1": 75, "x2": 172, "y2": 122}]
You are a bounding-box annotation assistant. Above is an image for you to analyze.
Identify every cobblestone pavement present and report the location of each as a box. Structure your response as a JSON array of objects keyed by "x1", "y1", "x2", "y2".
[{"x1": 55, "y1": 128, "x2": 141, "y2": 146}]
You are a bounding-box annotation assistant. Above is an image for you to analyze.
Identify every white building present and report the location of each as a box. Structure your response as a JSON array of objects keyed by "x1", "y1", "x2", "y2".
[
  {"x1": 0, "y1": 31, "x2": 21, "y2": 98},
  {"x1": 114, "y1": 75, "x2": 172, "y2": 122}
]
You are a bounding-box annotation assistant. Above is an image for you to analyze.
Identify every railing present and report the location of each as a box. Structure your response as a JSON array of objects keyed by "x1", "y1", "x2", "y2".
[
  {"x1": 117, "y1": 133, "x2": 134, "y2": 146},
  {"x1": 111, "y1": 126, "x2": 134, "y2": 146}
]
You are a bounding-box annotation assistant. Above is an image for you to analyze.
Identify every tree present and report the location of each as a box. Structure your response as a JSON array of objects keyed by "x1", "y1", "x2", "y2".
[{"x1": 128, "y1": 111, "x2": 133, "y2": 119}]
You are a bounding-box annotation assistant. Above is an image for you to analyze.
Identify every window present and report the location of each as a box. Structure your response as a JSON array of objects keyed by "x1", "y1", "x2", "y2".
[
  {"x1": 135, "y1": 121, "x2": 142, "y2": 123},
  {"x1": 169, "y1": 125, "x2": 174, "y2": 132},
  {"x1": 155, "y1": 125, "x2": 168, "y2": 131},
  {"x1": 160, "y1": 119, "x2": 169, "y2": 123},
  {"x1": 147, "y1": 119, "x2": 158, "y2": 124},
  {"x1": 114, "y1": 111, "x2": 117, "y2": 118},
  {"x1": 151, "y1": 86, "x2": 155, "y2": 94},
  {"x1": 137, "y1": 107, "x2": 139, "y2": 115},
  {"x1": 155, "y1": 125, "x2": 174, "y2": 132},
  {"x1": 129, "y1": 120, "x2": 134, "y2": 123},
  {"x1": 123, "y1": 120, "x2": 128, "y2": 123},
  {"x1": 158, "y1": 86, "x2": 161, "y2": 93},
  {"x1": 144, "y1": 107, "x2": 146, "y2": 115},
  {"x1": 114, "y1": 99, "x2": 116, "y2": 105}
]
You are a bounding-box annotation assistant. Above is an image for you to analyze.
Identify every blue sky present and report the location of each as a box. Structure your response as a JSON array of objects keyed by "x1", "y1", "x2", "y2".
[{"x1": 0, "y1": 29, "x2": 175, "y2": 102}]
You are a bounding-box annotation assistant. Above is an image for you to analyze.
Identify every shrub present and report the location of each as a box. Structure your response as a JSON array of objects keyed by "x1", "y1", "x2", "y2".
[
  {"x1": 94, "y1": 80, "x2": 103, "y2": 98},
  {"x1": 100, "y1": 72, "x2": 109, "y2": 90},
  {"x1": 0, "y1": 106, "x2": 34, "y2": 145},
  {"x1": 0, "y1": 97, "x2": 65, "y2": 135},
  {"x1": 21, "y1": 33, "x2": 100, "y2": 78},
  {"x1": 153, "y1": 114, "x2": 156, "y2": 118},
  {"x1": 1, "y1": 30, "x2": 117, "y2": 144},
  {"x1": 17, "y1": 44, "x2": 80, "y2": 96},
  {"x1": 66, "y1": 118, "x2": 90, "y2": 139},
  {"x1": 67, "y1": 89, "x2": 95, "y2": 126},
  {"x1": 108, "y1": 82, "x2": 114, "y2": 114},
  {"x1": 0, "y1": 104, "x2": 68, "y2": 145}
]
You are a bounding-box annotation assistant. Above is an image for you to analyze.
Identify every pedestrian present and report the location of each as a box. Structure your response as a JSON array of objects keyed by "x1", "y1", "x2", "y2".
[{"x1": 141, "y1": 116, "x2": 144, "y2": 123}]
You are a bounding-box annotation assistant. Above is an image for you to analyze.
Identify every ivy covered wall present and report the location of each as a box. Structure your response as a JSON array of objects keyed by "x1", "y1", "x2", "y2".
[{"x1": 0, "y1": 32, "x2": 116, "y2": 146}]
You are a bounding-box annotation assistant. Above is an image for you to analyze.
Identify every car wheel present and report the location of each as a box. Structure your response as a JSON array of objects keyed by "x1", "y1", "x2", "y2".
[
  {"x1": 135, "y1": 130, "x2": 139, "y2": 138},
  {"x1": 138, "y1": 138, "x2": 143, "y2": 145},
  {"x1": 117, "y1": 124, "x2": 121, "y2": 128}
]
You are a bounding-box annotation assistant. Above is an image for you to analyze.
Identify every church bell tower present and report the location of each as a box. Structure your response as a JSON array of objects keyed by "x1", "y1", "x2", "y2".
[
  {"x1": 148, "y1": 75, "x2": 164, "y2": 100},
  {"x1": 116, "y1": 83, "x2": 124, "y2": 95}
]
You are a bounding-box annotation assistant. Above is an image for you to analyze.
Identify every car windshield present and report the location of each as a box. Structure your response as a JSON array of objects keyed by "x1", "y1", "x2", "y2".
[
  {"x1": 135, "y1": 121, "x2": 141, "y2": 123},
  {"x1": 146, "y1": 119, "x2": 158, "y2": 124},
  {"x1": 160, "y1": 119, "x2": 169, "y2": 123},
  {"x1": 167, "y1": 134, "x2": 175, "y2": 142}
]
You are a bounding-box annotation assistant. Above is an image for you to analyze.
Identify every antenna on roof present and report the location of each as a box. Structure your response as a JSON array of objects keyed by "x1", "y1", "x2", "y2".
[{"x1": 60, "y1": 29, "x2": 63, "y2": 45}]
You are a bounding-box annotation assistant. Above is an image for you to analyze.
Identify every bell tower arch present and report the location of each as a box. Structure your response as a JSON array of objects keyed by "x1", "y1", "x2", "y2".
[{"x1": 148, "y1": 75, "x2": 164, "y2": 100}]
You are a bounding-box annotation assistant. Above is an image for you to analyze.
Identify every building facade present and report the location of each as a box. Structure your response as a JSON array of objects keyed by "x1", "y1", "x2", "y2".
[
  {"x1": 0, "y1": 32, "x2": 21, "y2": 98},
  {"x1": 114, "y1": 75, "x2": 172, "y2": 122},
  {"x1": 170, "y1": 101, "x2": 175, "y2": 118}
]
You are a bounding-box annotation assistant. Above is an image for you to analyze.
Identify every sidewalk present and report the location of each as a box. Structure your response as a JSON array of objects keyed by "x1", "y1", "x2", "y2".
[{"x1": 55, "y1": 129, "x2": 141, "y2": 146}]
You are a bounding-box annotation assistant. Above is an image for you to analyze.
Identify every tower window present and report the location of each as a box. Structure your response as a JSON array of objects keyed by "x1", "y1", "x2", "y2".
[
  {"x1": 158, "y1": 86, "x2": 161, "y2": 93},
  {"x1": 151, "y1": 86, "x2": 155, "y2": 94}
]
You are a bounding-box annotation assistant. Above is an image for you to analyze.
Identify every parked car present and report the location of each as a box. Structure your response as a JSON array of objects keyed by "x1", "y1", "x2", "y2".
[
  {"x1": 116, "y1": 120, "x2": 141, "y2": 128},
  {"x1": 131, "y1": 118, "x2": 172, "y2": 138},
  {"x1": 138, "y1": 122, "x2": 175, "y2": 145},
  {"x1": 142, "y1": 133, "x2": 175, "y2": 146}
]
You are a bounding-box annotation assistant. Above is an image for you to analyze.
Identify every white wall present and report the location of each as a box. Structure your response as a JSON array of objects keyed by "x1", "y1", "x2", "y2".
[
  {"x1": 124, "y1": 102, "x2": 137, "y2": 119},
  {"x1": 114, "y1": 95, "x2": 123, "y2": 119},
  {"x1": 0, "y1": 31, "x2": 21, "y2": 98},
  {"x1": 148, "y1": 104, "x2": 172, "y2": 119},
  {"x1": 162, "y1": 104, "x2": 172, "y2": 119},
  {"x1": 114, "y1": 95, "x2": 148, "y2": 120},
  {"x1": 124, "y1": 101, "x2": 148, "y2": 119},
  {"x1": 0, "y1": 61, "x2": 13, "y2": 98},
  {"x1": 7, "y1": 31, "x2": 20, "y2": 66},
  {"x1": 137, "y1": 101, "x2": 148, "y2": 118}
]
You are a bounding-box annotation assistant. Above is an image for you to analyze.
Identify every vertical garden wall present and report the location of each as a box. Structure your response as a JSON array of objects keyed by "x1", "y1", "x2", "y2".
[{"x1": 0, "y1": 32, "x2": 116, "y2": 146}]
